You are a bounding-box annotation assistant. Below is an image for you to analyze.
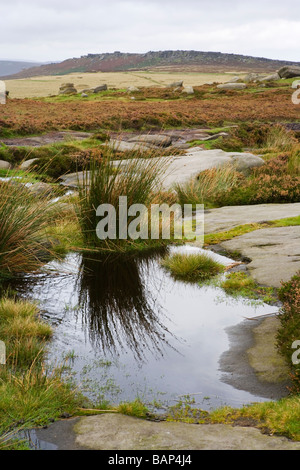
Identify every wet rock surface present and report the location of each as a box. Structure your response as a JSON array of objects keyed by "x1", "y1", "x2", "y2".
[
  {"x1": 219, "y1": 316, "x2": 291, "y2": 399},
  {"x1": 219, "y1": 225, "x2": 300, "y2": 288},
  {"x1": 33, "y1": 414, "x2": 300, "y2": 450}
]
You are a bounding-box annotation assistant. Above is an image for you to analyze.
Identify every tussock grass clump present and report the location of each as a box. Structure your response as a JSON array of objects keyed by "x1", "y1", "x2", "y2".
[
  {"x1": 209, "y1": 396, "x2": 300, "y2": 441},
  {"x1": 0, "y1": 298, "x2": 52, "y2": 368},
  {"x1": 0, "y1": 178, "x2": 52, "y2": 277},
  {"x1": 264, "y1": 125, "x2": 298, "y2": 153},
  {"x1": 175, "y1": 164, "x2": 241, "y2": 207},
  {"x1": 0, "y1": 298, "x2": 83, "y2": 445},
  {"x1": 0, "y1": 366, "x2": 82, "y2": 436},
  {"x1": 161, "y1": 252, "x2": 224, "y2": 283},
  {"x1": 176, "y1": 150, "x2": 299, "y2": 209},
  {"x1": 221, "y1": 272, "x2": 256, "y2": 293},
  {"x1": 117, "y1": 399, "x2": 150, "y2": 419},
  {"x1": 288, "y1": 147, "x2": 300, "y2": 176},
  {"x1": 77, "y1": 151, "x2": 170, "y2": 251},
  {"x1": 220, "y1": 272, "x2": 276, "y2": 303}
]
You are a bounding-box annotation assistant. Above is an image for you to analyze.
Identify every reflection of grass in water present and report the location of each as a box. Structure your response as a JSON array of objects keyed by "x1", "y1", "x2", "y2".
[{"x1": 75, "y1": 252, "x2": 176, "y2": 360}]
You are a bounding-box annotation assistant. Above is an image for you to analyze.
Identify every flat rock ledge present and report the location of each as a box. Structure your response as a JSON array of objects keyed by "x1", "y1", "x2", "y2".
[
  {"x1": 73, "y1": 414, "x2": 300, "y2": 450},
  {"x1": 204, "y1": 203, "x2": 300, "y2": 234},
  {"x1": 219, "y1": 316, "x2": 291, "y2": 399},
  {"x1": 160, "y1": 149, "x2": 264, "y2": 189},
  {"x1": 59, "y1": 149, "x2": 264, "y2": 189},
  {"x1": 219, "y1": 225, "x2": 300, "y2": 288}
]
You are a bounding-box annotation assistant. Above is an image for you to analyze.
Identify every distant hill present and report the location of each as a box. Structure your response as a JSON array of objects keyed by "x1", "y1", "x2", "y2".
[
  {"x1": 2, "y1": 51, "x2": 300, "y2": 79},
  {"x1": 0, "y1": 60, "x2": 44, "y2": 77}
]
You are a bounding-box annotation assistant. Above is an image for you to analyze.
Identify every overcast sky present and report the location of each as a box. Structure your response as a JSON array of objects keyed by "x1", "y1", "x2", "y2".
[{"x1": 1, "y1": 0, "x2": 300, "y2": 63}]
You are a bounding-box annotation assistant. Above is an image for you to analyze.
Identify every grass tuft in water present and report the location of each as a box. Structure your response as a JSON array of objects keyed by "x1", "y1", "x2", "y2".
[
  {"x1": 220, "y1": 272, "x2": 276, "y2": 303},
  {"x1": 117, "y1": 399, "x2": 150, "y2": 419},
  {"x1": 161, "y1": 252, "x2": 224, "y2": 283}
]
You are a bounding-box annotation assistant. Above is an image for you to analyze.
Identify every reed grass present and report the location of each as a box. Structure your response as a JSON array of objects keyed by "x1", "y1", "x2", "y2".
[
  {"x1": 0, "y1": 176, "x2": 52, "y2": 276},
  {"x1": 0, "y1": 298, "x2": 52, "y2": 368},
  {"x1": 175, "y1": 164, "x2": 241, "y2": 207},
  {"x1": 0, "y1": 298, "x2": 83, "y2": 446},
  {"x1": 77, "y1": 150, "x2": 171, "y2": 250}
]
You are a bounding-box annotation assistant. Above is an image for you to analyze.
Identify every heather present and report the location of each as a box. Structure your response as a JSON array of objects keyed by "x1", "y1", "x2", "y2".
[
  {"x1": 277, "y1": 273, "x2": 300, "y2": 394},
  {"x1": 217, "y1": 155, "x2": 300, "y2": 206}
]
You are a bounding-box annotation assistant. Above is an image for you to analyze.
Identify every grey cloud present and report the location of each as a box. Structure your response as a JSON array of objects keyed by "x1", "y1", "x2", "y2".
[{"x1": 0, "y1": 0, "x2": 299, "y2": 62}]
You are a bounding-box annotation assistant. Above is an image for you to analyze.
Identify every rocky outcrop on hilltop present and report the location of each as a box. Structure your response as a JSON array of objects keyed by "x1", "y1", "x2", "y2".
[{"x1": 3, "y1": 50, "x2": 300, "y2": 79}]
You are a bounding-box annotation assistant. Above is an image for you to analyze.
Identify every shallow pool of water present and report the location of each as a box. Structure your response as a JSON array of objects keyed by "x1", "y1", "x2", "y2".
[{"x1": 11, "y1": 245, "x2": 279, "y2": 410}]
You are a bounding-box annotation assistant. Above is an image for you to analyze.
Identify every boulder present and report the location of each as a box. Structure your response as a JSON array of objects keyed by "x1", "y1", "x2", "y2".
[
  {"x1": 59, "y1": 83, "x2": 77, "y2": 95},
  {"x1": 59, "y1": 87, "x2": 77, "y2": 95},
  {"x1": 19, "y1": 158, "x2": 39, "y2": 170},
  {"x1": 107, "y1": 139, "x2": 155, "y2": 153},
  {"x1": 59, "y1": 172, "x2": 84, "y2": 188},
  {"x1": 258, "y1": 72, "x2": 280, "y2": 82},
  {"x1": 94, "y1": 84, "x2": 108, "y2": 93},
  {"x1": 0, "y1": 160, "x2": 11, "y2": 170},
  {"x1": 81, "y1": 93, "x2": 88, "y2": 98},
  {"x1": 200, "y1": 132, "x2": 229, "y2": 141},
  {"x1": 278, "y1": 66, "x2": 300, "y2": 79},
  {"x1": 128, "y1": 134, "x2": 173, "y2": 147},
  {"x1": 80, "y1": 88, "x2": 95, "y2": 94},
  {"x1": 27, "y1": 182, "x2": 53, "y2": 196},
  {"x1": 225, "y1": 76, "x2": 241, "y2": 83},
  {"x1": 60, "y1": 149, "x2": 265, "y2": 190},
  {"x1": 59, "y1": 82, "x2": 74, "y2": 90},
  {"x1": 230, "y1": 153, "x2": 265, "y2": 173},
  {"x1": 181, "y1": 86, "x2": 194, "y2": 95},
  {"x1": 159, "y1": 149, "x2": 265, "y2": 189},
  {"x1": 217, "y1": 83, "x2": 246, "y2": 90},
  {"x1": 167, "y1": 80, "x2": 183, "y2": 88},
  {"x1": 127, "y1": 86, "x2": 140, "y2": 93},
  {"x1": 244, "y1": 73, "x2": 264, "y2": 83}
]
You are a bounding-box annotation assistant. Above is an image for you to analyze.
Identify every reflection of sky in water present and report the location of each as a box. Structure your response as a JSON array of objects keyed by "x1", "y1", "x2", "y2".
[{"x1": 10, "y1": 246, "x2": 279, "y2": 410}]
